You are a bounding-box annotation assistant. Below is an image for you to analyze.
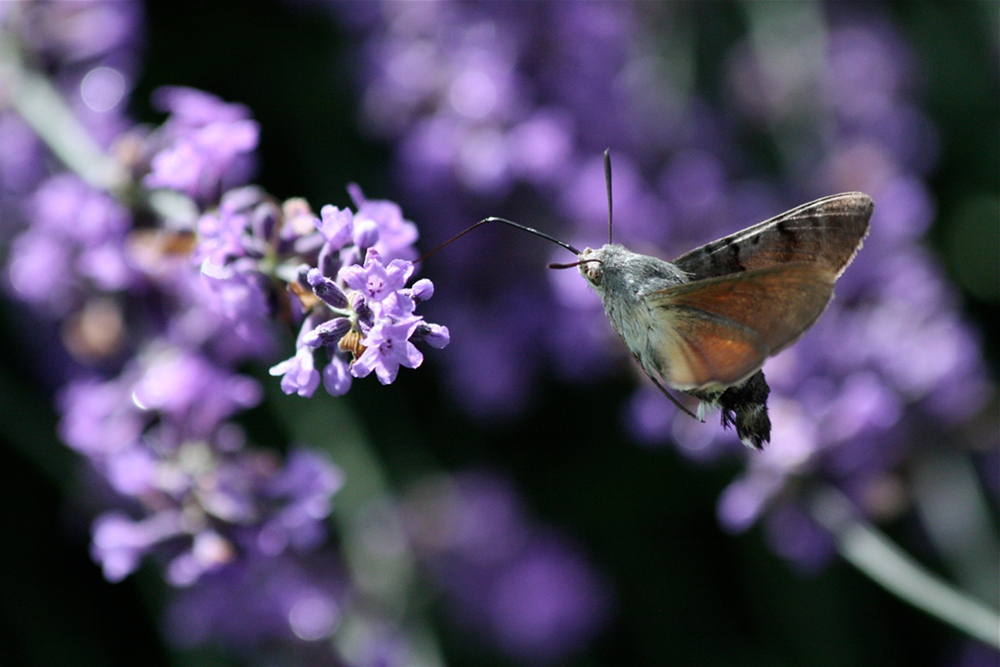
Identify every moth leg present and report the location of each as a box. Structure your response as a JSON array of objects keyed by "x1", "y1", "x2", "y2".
[{"x1": 648, "y1": 375, "x2": 701, "y2": 422}]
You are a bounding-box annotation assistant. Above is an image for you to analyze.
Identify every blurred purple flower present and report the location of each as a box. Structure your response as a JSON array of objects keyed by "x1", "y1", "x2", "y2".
[
  {"x1": 7, "y1": 174, "x2": 133, "y2": 314},
  {"x1": 317, "y1": 203, "x2": 354, "y2": 251},
  {"x1": 92, "y1": 510, "x2": 183, "y2": 582},
  {"x1": 0, "y1": 1, "x2": 143, "y2": 202},
  {"x1": 348, "y1": 182, "x2": 419, "y2": 261},
  {"x1": 402, "y1": 471, "x2": 611, "y2": 663},
  {"x1": 271, "y1": 342, "x2": 322, "y2": 397},
  {"x1": 143, "y1": 86, "x2": 260, "y2": 201},
  {"x1": 3, "y1": 4, "x2": 436, "y2": 659},
  {"x1": 163, "y1": 548, "x2": 344, "y2": 651},
  {"x1": 54, "y1": 345, "x2": 343, "y2": 586}
]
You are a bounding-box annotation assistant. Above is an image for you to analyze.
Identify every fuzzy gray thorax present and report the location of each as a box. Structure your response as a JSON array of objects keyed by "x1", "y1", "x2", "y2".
[{"x1": 578, "y1": 244, "x2": 688, "y2": 378}]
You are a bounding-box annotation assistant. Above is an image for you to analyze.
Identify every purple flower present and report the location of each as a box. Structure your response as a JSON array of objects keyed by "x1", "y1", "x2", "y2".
[
  {"x1": 340, "y1": 247, "x2": 413, "y2": 306},
  {"x1": 181, "y1": 181, "x2": 447, "y2": 397},
  {"x1": 3, "y1": 7, "x2": 391, "y2": 660},
  {"x1": 195, "y1": 204, "x2": 251, "y2": 266},
  {"x1": 257, "y1": 450, "x2": 345, "y2": 555},
  {"x1": 401, "y1": 471, "x2": 611, "y2": 662},
  {"x1": 7, "y1": 174, "x2": 133, "y2": 313},
  {"x1": 196, "y1": 259, "x2": 274, "y2": 360},
  {"x1": 163, "y1": 549, "x2": 344, "y2": 651},
  {"x1": 267, "y1": 221, "x2": 448, "y2": 395},
  {"x1": 488, "y1": 536, "x2": 612, "y2": 662},
  {"x1": 152, "y1": 86, "x2": 252, "y2": 127},
  {"x1": 0, "y1": 1, "x2": 143, "y2": 194},
  {"x1": 91, "y1": 510, "x2": 185, "y2": 583},
  {"x1": 58, "y1": 351, "x2": 267, "y2": 504},
  {"x1": 80, "y1": 390, "x2": 345, "y2": 588},
  {"x1": 270, "y1": 343, "x2": 321, "y2": 397},
  {"x1": 143, "y1": 86, "x2": 260, "y2": 200},
  {"x1": 351, "y1": 317, "x2": 423, "y2": 384},
  {"x1": 57, "y1": 377, "x2": 142, "y2": 457},
  {"x1": 347, "y1": 183, "x2": 419, "y2": 260},
  {"x1": 316, "y1": 204, "x2": 354, "y2": 251}
]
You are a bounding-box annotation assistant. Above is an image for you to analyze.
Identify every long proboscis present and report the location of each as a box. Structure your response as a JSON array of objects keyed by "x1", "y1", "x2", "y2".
[
  {"x1": 417, "y1": 217, "x2": 581, "y2": 263},
  {"x1": 548, "y1": 258, "x2": 601, "y2": 270}
]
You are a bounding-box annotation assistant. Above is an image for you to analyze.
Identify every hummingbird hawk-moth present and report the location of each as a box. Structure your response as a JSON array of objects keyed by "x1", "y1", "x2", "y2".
[
  {"x1": 425, "y1": 153, "x2": 873, "y2": 449},
  {"x1": 573, "y1": 190, "x2": 872, "y2": 449}
]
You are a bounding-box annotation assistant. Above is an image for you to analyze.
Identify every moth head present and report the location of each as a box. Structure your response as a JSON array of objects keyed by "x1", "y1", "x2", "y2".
[{"x1": 576, "y1": 247, "x2": 604, "y2": 287}]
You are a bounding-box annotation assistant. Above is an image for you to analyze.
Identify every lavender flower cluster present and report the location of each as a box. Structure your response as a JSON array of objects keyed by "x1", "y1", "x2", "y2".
[
  {"x1": 1, "y1": 1, "x2": 448, "y2": 658},
  {"x1": 265, "y1": 184, "x2": 449, "y2": 398},
  {"x1": 333, "y1": 0, "x2": 994, "y2": 569}
]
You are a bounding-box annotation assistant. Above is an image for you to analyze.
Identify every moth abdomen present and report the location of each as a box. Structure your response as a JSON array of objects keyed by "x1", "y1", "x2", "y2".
[{"x1": 692, "y1": 370, "x2": 772, "y2": 449}]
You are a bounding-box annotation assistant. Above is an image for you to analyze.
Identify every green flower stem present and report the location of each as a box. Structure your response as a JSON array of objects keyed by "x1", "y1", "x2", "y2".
[
  {"x1": 810, "y1": 486, "x2": 1000, "y2": 648},
  {"x1": 3, "y1": 45, "x2": 127, "y2": 193},
  {"x1": 4, "y1": 46, "x2": 202, "y2": 225}
]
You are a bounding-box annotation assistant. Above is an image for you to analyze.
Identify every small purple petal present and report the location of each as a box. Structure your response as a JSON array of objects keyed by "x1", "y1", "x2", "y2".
[
  {"x1": 413, "y1": 322, "x2": 450, "y2": 349},
  {"x1": 166, "y1": 530, "x2": 236, "y2": 586},
  {"x1": 351, "y1": 291, "x2": 374, "y2": 329},
  {"x1": 317, "y1": 204, "x2": 354, "y2": 250},
  {"x1": 323, "y1": 355, "x2": 353, "y2": 396},
  {"x1": 269, "y1": 347, "x2": 321, "y2": 397},
  {"x1": 251, "y1": 200, "x2": 280, "y2": 243},
  {"x1": 351, "y1": 318, "x2": 423, "y2": 384},
  {"x1": 353, "y1": 218, "x2": 379, "y2": 250},
  {"x1": 152, "y1": 86, "x2": 251, "y2": 124},
  {"x1": 347, "y1": 183, "x2": 419, "y2": 259},
  {"x1": 144, "y1": 140, "x2": 203, "y2": 194},
  {"x1": 91, "y1": 510, "x2": 183, "y2": 583},
  {"x1": 106, "y1": 444, "x2": 158, "y2": 496},
  {"x1": 410, "y1": 278, "x2": 434, "y2": 302}
]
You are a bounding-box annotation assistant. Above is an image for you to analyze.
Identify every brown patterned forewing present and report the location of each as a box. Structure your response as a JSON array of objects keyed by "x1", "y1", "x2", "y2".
[{"x1": 671, "y1": 193, "x2": 873, "y2": 281}]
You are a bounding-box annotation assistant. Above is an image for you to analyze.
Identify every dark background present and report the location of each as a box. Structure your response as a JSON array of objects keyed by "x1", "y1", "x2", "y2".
[{"x1": 1, "y1": 2, "x2": 996, "y2": 666}]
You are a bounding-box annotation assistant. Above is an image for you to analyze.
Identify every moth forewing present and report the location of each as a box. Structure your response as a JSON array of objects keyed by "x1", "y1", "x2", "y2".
[{"x1": 671, "y1": 192, "x2": 873, "y2": 281}]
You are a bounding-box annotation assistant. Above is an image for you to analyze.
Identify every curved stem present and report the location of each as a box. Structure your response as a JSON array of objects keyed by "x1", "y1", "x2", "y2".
[
  {"x1": 5, "y1": 44, "x2": 200, "y2": 225},
  {"x1": 810, "y1": 486, "x2": 1000, "y2": 648},
  {"x1": 4, "y1": 48, "x2": 127, "y2": 192}
]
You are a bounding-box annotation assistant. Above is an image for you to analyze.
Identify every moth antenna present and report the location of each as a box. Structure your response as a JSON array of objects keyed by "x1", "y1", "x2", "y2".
[
  {"x1": 417, "y1": 216, "x2": 580, "y2": 263},
  {"x1": 604, "y1": 148, "x2": 613, "y2": 245}
]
